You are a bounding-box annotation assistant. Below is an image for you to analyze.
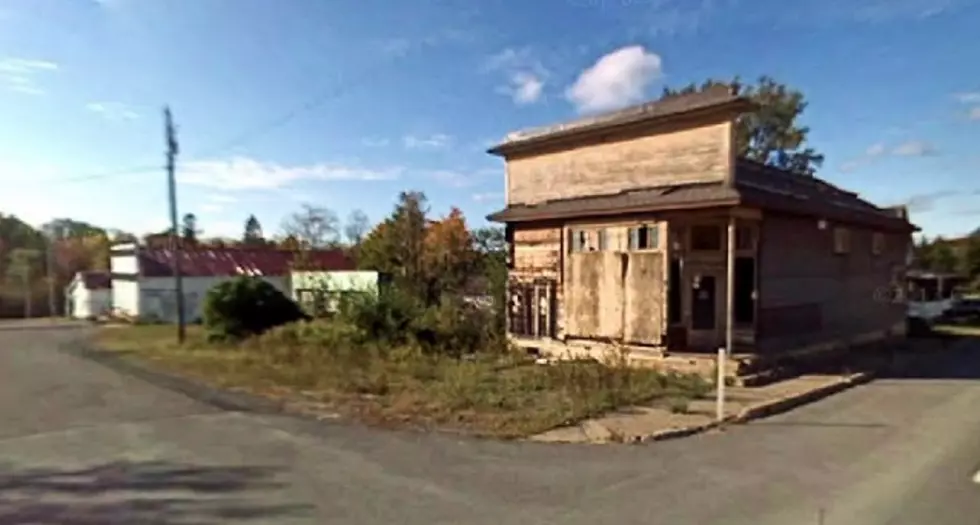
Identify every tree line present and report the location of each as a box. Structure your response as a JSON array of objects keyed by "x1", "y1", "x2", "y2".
[
  {"x1": 0, "y1": 200, "x2": 504, "y2": 319},
  {"x1": 912, "y1": 230, "x2": 980, "y2": 287}
]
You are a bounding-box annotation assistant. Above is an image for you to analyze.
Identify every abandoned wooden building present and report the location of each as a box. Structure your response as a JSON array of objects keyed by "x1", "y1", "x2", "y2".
[{"x1": 487, "y1": 85, "x2": 916, "y2": 369}]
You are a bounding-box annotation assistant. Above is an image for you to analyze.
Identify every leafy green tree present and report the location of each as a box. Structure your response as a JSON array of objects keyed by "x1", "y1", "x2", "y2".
[
  {"x1": 242, "y1": 214, "x2": 265, "y2": 246},
  {"x1": 662, "y1": 76, "x2": 824, "y2": 175},
  {"x1": 181, "y1": 213, "x2": 199, "y2": 245},
  {"x1": 359, "y1": 191, "x2": 430, "y2": 301},
  {"x1": 930, "y1": 237, "x2": 958, "y2": 274},
  {"x1": 6, "y1": 248, "x2": 41, "y2": 317},
  {"x1": 962, "y1": 234, "x2": 980, "y2": 283},
  {"x1": 913, "y1": 235, "x2": 935, "y2": 270}
]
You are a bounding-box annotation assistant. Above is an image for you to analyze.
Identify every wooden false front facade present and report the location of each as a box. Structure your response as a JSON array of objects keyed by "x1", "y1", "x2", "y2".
[{"x1": 505, "y1": 209, "x2": 760, "y2": 357}]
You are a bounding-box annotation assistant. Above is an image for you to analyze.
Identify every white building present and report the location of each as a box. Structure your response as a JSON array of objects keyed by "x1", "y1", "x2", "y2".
[
  {"x1": 109, "y1": 243, "x2": 356, "y2": 323},
  {"x1": 65, "y1": 271, "x2": 112, "y2": 319}
]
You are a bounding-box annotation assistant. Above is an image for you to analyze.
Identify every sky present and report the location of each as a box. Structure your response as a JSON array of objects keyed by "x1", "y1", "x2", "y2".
[{"x1": 0, "y1": 0, "x2": 978, "y2": 240}]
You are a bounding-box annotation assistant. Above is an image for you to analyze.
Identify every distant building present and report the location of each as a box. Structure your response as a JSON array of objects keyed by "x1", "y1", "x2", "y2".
[
  {"x1": 290, "y1": 270, "x2": 382, "y2": 316},
  {"x1": 65, "y1": 271, "x2": 112, "y2": 319},
  {"x1": 108, "y1": 243, "x2": 355, "y2": 323}
]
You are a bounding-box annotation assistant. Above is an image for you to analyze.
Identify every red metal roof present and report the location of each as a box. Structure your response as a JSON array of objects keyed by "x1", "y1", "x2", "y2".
[
  {"x1": 137, "y1": 247, "x2": 356, "y2": 278},
  {"x1": 80, "y1": 271, "x2": 112, "y2": 290}
]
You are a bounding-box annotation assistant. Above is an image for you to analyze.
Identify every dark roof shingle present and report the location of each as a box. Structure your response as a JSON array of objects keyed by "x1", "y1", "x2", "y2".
[
  {"x1": 488, "y1": 159, "x2": 916, "y2": 232},
  {"x1": 80, "y1": 271, "x2": 112, "y2": 290}
]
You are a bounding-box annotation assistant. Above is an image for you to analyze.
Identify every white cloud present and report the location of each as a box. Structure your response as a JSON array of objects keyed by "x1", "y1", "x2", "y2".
[
  {"x1": 198, "y1": 193, "x2": 238, "y2": 214},
  {"x1": 565, "y1": 46, "x2": 662, "y2": 114},
  {"x1": 892, "y1": 140, "x2": 936, "y2": 156},
  {"x1": 0, "y1": 57, "x2": 58, "y2": 95},
  {"x1": 208, "y1": 194, "x2": 238, "y2": 203},
  {"x1": 969, "y1": 107, "x2": 980, "y2": 121},
  {"x1": 86, "y1": 101, "x2": 140, "y2": 122},
  {"x1": 954, "y1": 91, "x2": 980, "y2": 103},
  {"x1": 471, "y1": 191, "x2": 503, "y2": 202},
  {"x1": 839, "y1": 139, "x2": 936, "y2": 171},
  {"x1": 361, "y1": 137, "x2": 390, "y2": 147},
  {"x1": 484, "y1": 47, "x2": 549, "y2": 105},
  {"x1": 403, "y1": 133, "x2": 452, "y2": 149},
  {"x1": 865, "y1": 142, "x2": 887, "y2": 157},
  {"x1": 422, "y1": 167, "x2": 497, "y2": 188},
  {"x1": 502, "y1": 72, "x2": 544, "y2": 105},
  {"x1": 178, "y1": 157, "x2": 402, "y2": 190}
]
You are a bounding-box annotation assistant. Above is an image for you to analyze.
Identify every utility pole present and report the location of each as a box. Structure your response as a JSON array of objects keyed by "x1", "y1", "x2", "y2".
[{"x1": 165, "y1": 106, "x2": 186, "y2": 343}]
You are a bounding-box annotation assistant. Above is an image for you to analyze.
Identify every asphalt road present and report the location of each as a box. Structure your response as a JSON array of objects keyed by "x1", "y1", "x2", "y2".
[{"x1": 2, "y1": 322, "x2": 980, "y2": 524}]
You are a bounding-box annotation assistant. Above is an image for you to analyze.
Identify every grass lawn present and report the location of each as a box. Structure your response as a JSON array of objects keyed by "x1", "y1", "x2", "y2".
[
  {"x1": 932, "y1": 323, "x2": 980, "y2": 338},
  {"x1": 94, "y1": 323, "x2": 711, "y2": 439}
]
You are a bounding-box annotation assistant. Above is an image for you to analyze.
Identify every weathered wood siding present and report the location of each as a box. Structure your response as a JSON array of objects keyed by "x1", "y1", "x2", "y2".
[
  {"x1": 510, "y1": 223, "x2": 564, "y2": 338},
  {"x1": 757, "y1": 214, "x2": 909, "y2": 353},
  {"x1": 512, "y1": 226, "x2": 561, "y2": 280},
  {"x1": 505, "y1": 119, "x2": 733, "y2": 206},
  {"x1": 623, "y1": 251, "x2": 666, "y2": 344}
]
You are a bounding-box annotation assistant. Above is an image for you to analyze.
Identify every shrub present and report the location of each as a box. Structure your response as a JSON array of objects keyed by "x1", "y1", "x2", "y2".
[
  {"x1": 202, "y1": 277, "x2": 308, "y2": 340},
  {"x1": 336, "y1": 286, "x2": 421, "y2": 345}
]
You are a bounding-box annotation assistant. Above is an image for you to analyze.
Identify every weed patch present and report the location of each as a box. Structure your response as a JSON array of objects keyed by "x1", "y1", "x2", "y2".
[{"x1": 95, "y1": 322, "x2": 709, "y2": 438}]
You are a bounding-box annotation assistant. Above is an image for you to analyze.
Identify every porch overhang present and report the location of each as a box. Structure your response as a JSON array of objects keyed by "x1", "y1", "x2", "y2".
[{"x1": 487, "y1": 183, "x2": 741, "y2": 223}]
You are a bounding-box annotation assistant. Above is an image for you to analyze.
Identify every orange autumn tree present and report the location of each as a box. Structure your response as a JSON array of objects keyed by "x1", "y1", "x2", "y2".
[
  {"x1": 358, "y1": 192, "x2": 477, "y2": 304},
  {"x1": 424, "y1": 207, "x2": 477, "y2": 297}
]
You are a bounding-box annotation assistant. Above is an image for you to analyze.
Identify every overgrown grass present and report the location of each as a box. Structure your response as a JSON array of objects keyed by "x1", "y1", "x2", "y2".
[
  {"x1": 94, "y1": 321, "x2": 710, "y2": 438},
  {"x1": 932, "y1": 323, "x2": 980, "y2": 338}
]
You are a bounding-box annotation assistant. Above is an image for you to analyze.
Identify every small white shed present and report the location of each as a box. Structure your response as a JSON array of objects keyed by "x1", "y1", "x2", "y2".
[{"x1": 65, "y1": 271, "x2": 112, "y2": 319}]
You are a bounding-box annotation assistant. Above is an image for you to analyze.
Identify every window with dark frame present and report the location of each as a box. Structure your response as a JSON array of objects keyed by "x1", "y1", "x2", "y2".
[
  {"x1": 596, "y1": 228, "x2": 608, "y2": 251},
  {"x1": 569, "y1": 229, "x2": 589, "y2": 253},
  {"x1": 735, "y1": 226, "x2": 755, "y2": 251},
  {"x1": 690, "y1": 225, "x2": 722, "y2": 251},
  {"x1": 834, "y1": 227, "x2": 851, "y2": 254},
  {"x1": 628, "y1": 224, "x2": 659, "y2": 250},
  {"x1": 872, "y1": 232, "x2": 885, "y2": 255}
]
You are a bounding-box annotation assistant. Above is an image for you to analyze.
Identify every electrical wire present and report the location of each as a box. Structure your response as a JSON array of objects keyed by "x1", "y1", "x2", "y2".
[{"x1": 23, "y1": 51, "x2": 406, "y2": 187}]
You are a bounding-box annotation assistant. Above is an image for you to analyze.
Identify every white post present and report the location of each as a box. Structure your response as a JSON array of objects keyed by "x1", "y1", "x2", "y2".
[{"x1": 716, "y1": 346, "x2": 726, "y2": 422}]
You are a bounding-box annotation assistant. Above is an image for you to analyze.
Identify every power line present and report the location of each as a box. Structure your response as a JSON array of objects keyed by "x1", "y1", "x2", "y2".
[
  {"x1": 27, "y1": 50, "x2": 408, "y2": 187},
  {"x1": 186, "y1": 56, "x2": 400, "y2": 161}
]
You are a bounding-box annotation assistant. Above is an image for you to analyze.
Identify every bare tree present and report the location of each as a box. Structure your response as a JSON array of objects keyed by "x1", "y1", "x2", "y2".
[
  {"x1": 280, "y1": 204, "x2": 340, "y2": 248},
  {"x1": 343, "y1": 209, "x2": 370, "y2": 246}
]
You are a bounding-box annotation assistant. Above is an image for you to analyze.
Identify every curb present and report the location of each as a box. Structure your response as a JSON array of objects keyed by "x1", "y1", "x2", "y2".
[
  {"x1": 616, "y1": 371, "x2": 875, "y2": 444},
  {"x1": 58, "y1": 341, "x2": 288, "y2": 415},
  {"x1": 732, "y1": 371, "x2": 874, "y2": 423}
]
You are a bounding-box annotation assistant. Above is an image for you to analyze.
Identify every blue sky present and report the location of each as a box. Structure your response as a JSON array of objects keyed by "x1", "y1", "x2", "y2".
[{"x1": 0, "y1": 0, "x2": 978, "y2": 240}]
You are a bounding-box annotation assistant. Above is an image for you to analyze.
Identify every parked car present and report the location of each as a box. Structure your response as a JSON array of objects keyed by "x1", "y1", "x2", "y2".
[{"x1": 943, "y1": 297, "x2": 980, "y2": 324}]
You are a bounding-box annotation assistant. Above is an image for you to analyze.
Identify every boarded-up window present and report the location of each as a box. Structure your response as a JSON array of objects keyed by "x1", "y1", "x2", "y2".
[
  {"x1": 834, "y1": 227, "x2": 851, "y2": 254},
  {"x1": 628, "y1": 224, "x2": 659, "y2": 250},
  {"x1": 690, "y1": 225, "x2": 722, "y2": 251},
  {"x1": 872, "y1": 232, "x2": 885, "y2": 255}
]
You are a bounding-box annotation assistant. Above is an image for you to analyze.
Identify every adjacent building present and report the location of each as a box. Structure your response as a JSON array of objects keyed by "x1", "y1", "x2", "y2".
[
  {"x1": 64, "y1": 271, "x2": 112, "y2": 319},
  {"x1": 487, "y1": 86, "x2": 916, "y2": 366},
  {"x1": 108, "y1": 243, "x2": 356, "y2": 323}
]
